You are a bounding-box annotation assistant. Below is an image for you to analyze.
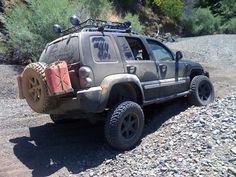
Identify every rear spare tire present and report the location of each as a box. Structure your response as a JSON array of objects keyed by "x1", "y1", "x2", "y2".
[
  {"x1": 188, "y1": 75, "x2": 215, "y2": 106},
  {"x1": 22, "y1": 62, "x2": 55, "y2": 113}
]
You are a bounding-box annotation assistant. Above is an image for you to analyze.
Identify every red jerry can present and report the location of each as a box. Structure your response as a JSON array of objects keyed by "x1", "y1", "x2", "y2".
[{"x1": 45, "y1": 61, "x2": 73, "y2": 95}]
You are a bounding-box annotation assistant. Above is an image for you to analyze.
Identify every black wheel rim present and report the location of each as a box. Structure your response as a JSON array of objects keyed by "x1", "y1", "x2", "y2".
[
  {"x1": 120, "y1": 113, "x2": 138, "y2": 140},
  {"x1": 198, "y1": 81, "x2": 211, "y2": 102}
]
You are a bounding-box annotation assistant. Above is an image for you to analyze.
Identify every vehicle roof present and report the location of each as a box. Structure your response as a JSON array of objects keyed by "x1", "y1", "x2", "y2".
[{"x1": 47, "y1": 29, "x2": 164, "y2": 49}]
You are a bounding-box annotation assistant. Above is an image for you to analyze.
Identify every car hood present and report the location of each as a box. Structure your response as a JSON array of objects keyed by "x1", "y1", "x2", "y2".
[{"x1": 181, "y1": 59, "x2": 203, "y2": 68}]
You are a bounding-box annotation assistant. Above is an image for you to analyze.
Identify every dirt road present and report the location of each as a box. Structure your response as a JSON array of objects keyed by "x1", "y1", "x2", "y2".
[{"x1": 0, "y1": 35, "x2": 235, "y2": 177}]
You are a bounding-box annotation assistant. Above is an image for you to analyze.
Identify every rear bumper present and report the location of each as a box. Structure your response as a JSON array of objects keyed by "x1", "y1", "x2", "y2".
[
  {"x1": 77, "y1": 87, "x2": 103, "y2": 112},
  {"x1": 17, "y1": 75, "x2": 24, "y2": 99},
  {"x1": 47, "y1": 87, "x2": 104, "y2": 114}
]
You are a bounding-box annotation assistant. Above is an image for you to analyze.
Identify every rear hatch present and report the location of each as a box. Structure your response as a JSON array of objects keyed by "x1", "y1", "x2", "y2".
[
  {"x1": 39, "y1": 34, "x2": 81, "y2": 92},
  {"x1": 39, "y1": 33, "x2": 80, "y2": 64}
]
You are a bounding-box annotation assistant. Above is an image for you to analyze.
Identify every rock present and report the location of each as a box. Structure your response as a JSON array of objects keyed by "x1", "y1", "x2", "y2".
[
  {"x1": 212, "y1": 129, "x2": 220, "y2": 135},
  {"x1": 161, "y1": 167, "x2": 168, "y2": 171},
  {"x1": 228, "y1": 167, "x2": 236, "y2": 176},
  {"x1": 231, "y1": 147, "x2": 236, "y2": 155},
  {"x1": 191, "y1": 133, "x2": 198, "y2": 139}
]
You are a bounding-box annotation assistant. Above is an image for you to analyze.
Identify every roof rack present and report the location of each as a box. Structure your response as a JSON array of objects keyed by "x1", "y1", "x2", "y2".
[{"x1": 53, "y1": 18, "x2": 133, "y2": 36}]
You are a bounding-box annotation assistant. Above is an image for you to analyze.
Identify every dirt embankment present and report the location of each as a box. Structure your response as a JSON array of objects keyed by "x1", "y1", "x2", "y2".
[{"x1": 0, "y1": 34, "x2": 235, "y2": 177}]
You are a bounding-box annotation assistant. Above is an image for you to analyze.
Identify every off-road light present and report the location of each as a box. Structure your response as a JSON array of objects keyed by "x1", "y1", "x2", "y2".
[
  {"x1": 53, "y1": 24, "x2": 62, "y2": 33},
  {"x1": 70, "y1": 15, "x2": 80, "y2": 26},
  {"x1": 123, "y1": 21, "x2": 131, "y2": 28}
]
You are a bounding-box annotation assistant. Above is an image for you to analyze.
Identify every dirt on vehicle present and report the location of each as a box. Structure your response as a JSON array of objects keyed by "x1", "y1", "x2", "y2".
[{"x1": 0, "y1": 34, "x2": 235, "y2": 177}]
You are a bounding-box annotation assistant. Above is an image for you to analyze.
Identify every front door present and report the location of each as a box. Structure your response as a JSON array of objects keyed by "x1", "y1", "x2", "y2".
[
  {"x1": 146, "y1": 39, "x2": 188, "y2": 97},
  {"x1": 116, "y1": 36, "x2": 162, "y2": 100}
]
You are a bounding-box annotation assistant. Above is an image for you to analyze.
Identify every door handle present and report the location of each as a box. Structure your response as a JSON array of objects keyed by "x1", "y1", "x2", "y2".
[{"x1": 127, "y1": 65, "x2": 136, "y2": 74}]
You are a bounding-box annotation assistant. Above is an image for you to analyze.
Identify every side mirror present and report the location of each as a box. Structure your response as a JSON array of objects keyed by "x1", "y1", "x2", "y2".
[
  {"x1": 176, "y1": 51, "x2": 183, "y2": 61},
  {"x1": 53, "y1": 24, "x2": 62, "y2": 33},
  {"x1": 70, "y1": 15, "x2": 80, "y2": 26}
]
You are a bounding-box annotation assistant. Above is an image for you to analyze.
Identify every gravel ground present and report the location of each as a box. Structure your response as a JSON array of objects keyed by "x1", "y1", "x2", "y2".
[
  {"x1": 167, "y1": 34, "x2": 236, "y2": 98},
  {"x1": 0, "y1": 34, "x2": 235, "y2": 177}
]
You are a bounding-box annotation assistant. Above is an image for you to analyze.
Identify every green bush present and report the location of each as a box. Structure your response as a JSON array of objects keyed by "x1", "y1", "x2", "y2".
[
  {"x1": 154, "y1": 0, "x2": 183, "y2": 19},
  {"x1": 5, "y1": 0, "x2": 83, "y2": 61},
  {"x1": 181, "y1": 8, "x2": 220, "y2": 36},
  {"x1": 219, "y1": 0, "x2": 236, "y2": 20},
  {"x1": 79, "y1": 0, "x2": 112, "y2": 19},
  {"x1": 5, "y1": 0, "x2": 114, "y2": 62},
  {"x1": 196, "y1": 0, "x2": 236, "y2": 20},
  {"x1": 222, "y1": 18, "x2": 236, "y2": 34},
  {"x1": 123, "y1": 13, "x2": 144, "y2": 33},
  {"x1": 116, "y1": 0, "x2": 136, "y2": 6}
]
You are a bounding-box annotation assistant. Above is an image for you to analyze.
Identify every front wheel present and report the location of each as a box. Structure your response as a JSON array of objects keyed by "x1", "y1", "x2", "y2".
[
  {"x1": 188, "y1": 75, "x2": 215, "y2": 106},
  {"x1": 105, "y1": 101, "x2": 144, "y2": 150}
]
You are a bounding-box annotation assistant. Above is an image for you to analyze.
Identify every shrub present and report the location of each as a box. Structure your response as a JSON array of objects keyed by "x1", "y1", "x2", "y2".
[
  {"x1": 123, "y1": 13, "x2": 144, "y2": 33},
  {"x1": 219, "y1": 0, "x2": 236, "y2": 20},
  {"x1": 196, "y1": 0, "x2": 236, "y2": 20},
  {"x1": 79, "y1": 0, "x2": 112, "y2": 19},
  {"x1": 154, "y1": 0, "x2": 183, "y2": 19},
  {"x1": 222, "y1": 18, "x2": 236, "y2": 34},
  {"x1": 5, "y1": 0, "x2": 114, "y2": 62},
  {"x1": 181, "y1": 8, "x2": 220, "y2": 36},
  {"x1": 5, "y1": 0, "x2": 83, "y2": 61}
]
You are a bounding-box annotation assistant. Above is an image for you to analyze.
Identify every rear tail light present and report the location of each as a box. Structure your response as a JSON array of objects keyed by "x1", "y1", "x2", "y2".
[{"x1": 79, "y1": 66, "x2": 93, "y2": 89}]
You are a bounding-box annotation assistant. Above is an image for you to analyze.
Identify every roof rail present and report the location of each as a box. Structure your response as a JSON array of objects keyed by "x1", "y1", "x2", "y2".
[{"x1": 53, "y1": 18, "x2": 133, "y2": 36}]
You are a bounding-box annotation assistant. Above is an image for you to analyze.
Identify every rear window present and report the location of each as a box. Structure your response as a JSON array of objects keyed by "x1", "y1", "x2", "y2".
[{"x1": 39, "y1": 36, "x2": 79, "y2": 64}]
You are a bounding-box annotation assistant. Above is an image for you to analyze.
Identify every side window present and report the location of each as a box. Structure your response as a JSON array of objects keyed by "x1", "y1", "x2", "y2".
[
  {"x1": 147, "y1": 40, "x2": 173, "y2": 61},
  {"x1": 117, "y1": 37, "x2": 134, "y2": 60},
  {"x1": 117, "y1": 37, "x2": 150, "y2": 61},
  {"x1": 90, "y1": 36, "x2": 117, "y2": 62}
]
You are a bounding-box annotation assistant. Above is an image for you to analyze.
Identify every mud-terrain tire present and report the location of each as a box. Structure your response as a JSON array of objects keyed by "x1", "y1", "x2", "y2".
[
  {"x1": 188, "y1": 75, "x2": 215, "y2": 106},
  {"x1": 105, "y1": 101, "x2": 144, "y2": 150},
  {"x1": 22, "y1": 62, "x2": 56, "y2": 113}
]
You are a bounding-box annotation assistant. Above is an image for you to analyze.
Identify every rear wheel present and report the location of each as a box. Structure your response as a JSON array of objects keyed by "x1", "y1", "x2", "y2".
[
  {"x1": 188, "y1": 75, "x2": 215, "y2": 106},
  {"x1": 105, "y1": 101, "x2": 144, "y2": 150}
]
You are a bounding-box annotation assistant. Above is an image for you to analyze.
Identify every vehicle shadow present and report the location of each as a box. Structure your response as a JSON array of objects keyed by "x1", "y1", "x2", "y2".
[{"x1": 10, "y1": 97, "x2": 189, "y2": 176}]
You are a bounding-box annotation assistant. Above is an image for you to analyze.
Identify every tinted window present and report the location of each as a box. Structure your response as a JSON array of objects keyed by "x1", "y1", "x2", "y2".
[
  {"x1": 39, "y1": 36, "x2": 79, "y2": 64},
  {"x1": 90, "y1": 36, "x2": 117, "y2": 62},
  {"x1": 147, "y1": 40, "x2": 173, "y2": 61},
  {"x1": 125, "y1": 37, "x2": 150, "y2": 61},
  {"x1": 117, "y1": 37, "x2": 134, "y2": 60},
  {"x1": 117, "y1": 37, "x2": 150, "y2": 61}
]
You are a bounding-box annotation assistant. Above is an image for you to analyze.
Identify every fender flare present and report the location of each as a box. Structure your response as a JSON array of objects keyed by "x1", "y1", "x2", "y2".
[
  {"x1": 188, "y1": 67, "x2": 204, "y2": 79},
  {"x1": 97, "y1": 74, "x2": 144, "y2": 110}
]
